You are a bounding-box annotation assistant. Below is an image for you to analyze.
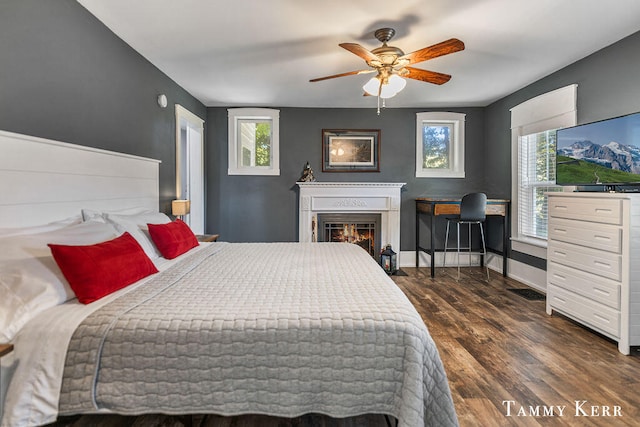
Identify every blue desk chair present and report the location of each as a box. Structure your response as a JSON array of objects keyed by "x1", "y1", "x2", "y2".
[{"x1": 443, "y1": 193, "x2": 490, "y2": 280}]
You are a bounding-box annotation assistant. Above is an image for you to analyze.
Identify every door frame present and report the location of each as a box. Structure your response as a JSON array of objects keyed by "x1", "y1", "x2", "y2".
[{"x1": 175, "y1": 104, "x2": 205, "y2": 233}]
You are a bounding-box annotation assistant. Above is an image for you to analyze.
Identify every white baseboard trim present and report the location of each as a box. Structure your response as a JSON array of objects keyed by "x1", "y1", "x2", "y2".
[
  {"x1": 399, "y1": 250, "x2": 502, "y2": 272},
  {"x1": 399, "y1": 250, "x2": 547, "y2": 293},
  {"x1": 504, "y1": 258, "x2": 547, "y2": 293}
]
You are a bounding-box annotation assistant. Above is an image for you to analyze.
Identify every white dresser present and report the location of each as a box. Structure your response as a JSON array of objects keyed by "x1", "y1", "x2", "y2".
[{"x1": 546, "y1": 192, "x2": 640, "y2": 355}]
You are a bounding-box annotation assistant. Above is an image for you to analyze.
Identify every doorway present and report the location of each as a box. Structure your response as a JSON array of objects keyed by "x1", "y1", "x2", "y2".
[{"x1": 175, "y1": 104, "x2": 205, "y2": 234}]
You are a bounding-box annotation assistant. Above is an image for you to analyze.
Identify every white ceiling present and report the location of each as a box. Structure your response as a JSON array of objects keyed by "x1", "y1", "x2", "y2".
[{"x1": 77, "y1": 0, "x2": 640, "y2": 109}]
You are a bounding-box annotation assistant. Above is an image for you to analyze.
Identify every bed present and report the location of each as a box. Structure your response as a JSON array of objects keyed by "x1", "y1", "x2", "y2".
[{"x1": 0, "y1": 130, "x2": 458, "y2": 427}]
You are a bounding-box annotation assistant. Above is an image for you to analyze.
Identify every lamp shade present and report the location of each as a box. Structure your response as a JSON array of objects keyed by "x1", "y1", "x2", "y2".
[
  {"x1": 363, "y1": 77, "x2": 381, "y2": 96},
  {"x1": 172, "y1": 199, "x2": 191, "y2": 216},
  {"x1": 362, "y1": 75, "x2": 406, "y2": 99},
  {"x1": 385, "y1": 74, "x2": 406, "y2": 94}
]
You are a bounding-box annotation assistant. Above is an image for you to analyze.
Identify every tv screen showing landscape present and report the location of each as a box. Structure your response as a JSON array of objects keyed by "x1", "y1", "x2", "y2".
[{"x1": 556, "y1": 111, "x2": 640, "y2": 186}]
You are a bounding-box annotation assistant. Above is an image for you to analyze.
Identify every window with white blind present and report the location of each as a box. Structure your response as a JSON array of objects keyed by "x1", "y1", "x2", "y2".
[
  {"x1": 518, "y1": 129, "x2": 563, "y2": 240},
  {"x1": 511, "y1": 84, "x2": 577, "y2": 258}
]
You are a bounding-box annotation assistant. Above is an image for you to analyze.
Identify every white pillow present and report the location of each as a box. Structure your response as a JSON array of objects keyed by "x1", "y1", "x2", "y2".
[
  {"x1": 0, "y1": 214, "x2": 82, "y2": 238},
  {"x1": 104, "y1": 211, "x2": 172, "y2": 259},
  {"x1": 0, "y1": 221, "x2": 119, "y2": 342},
  {"x1": 81, "y1": 206, "x2": 151, "y2": 223}
]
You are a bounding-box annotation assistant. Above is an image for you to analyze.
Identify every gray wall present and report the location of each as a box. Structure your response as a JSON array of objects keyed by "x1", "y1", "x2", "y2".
[
  {"x1": 206, "y1": 107, "x2": 488, "y2": 251},
  {"x1": 485, "y1": 30, "x2": 640, "y2": 200},
  {"x1": 207, "y1": 30, "x2": 640, "y2": 255},
  {"x1": 3, "y1": 0, "x2": 638, "y2": 261},
  {"x1": 484, "y1": 30, "x2": 640, "y2": 267},
  {"x1": 0, "y1": 0, "x2": 206, "y2": 213}
]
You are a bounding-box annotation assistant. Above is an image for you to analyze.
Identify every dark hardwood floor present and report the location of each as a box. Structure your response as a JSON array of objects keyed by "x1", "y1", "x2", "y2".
[{"x1": 48, "y1": 266, "x2": 640, "y2": 427}]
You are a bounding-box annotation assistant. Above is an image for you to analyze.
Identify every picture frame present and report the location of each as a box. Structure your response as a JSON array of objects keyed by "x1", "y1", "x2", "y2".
[{"x1": 322, "y1": 129, "x2": 380, "y2": 172}]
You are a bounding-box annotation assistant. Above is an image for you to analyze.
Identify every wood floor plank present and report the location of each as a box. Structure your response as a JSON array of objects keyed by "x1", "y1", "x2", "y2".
[{"x1": 46, "y1": 266, "x2": 640, "y2": 426}]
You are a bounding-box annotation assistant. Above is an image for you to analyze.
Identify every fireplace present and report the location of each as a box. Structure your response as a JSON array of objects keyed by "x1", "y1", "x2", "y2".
[
  {"x1": 318, "y1": 214, "x2": 381, "y2": 259},
  {"x1": 297, "y1": 182, "x2": 405, "y2": 259}
]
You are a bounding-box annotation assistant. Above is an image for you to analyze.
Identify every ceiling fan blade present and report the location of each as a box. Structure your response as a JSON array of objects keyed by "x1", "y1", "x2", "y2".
[
  {"x1": 309, "y1": 69, "x2": 374, "y2": 82},
  {"x1": 399, "y1": 38, "x2": 465, "y2": 65},
  {"x1": 404, "y1": 67, "x2": 452, "y2": 85},
  {"x1": 339, "y1": 43, "x2": 380, "y2": 63}
]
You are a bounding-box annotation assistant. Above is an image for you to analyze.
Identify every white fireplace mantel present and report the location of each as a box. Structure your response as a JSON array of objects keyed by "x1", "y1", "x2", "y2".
[{"x1": 297, "y1": 182, "x2": 405, "y2": 252}]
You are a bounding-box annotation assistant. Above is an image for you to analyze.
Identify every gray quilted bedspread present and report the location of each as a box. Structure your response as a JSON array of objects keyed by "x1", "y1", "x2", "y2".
[{"x1": 58, "y1": 242, "x2": 458, "y2": 427}]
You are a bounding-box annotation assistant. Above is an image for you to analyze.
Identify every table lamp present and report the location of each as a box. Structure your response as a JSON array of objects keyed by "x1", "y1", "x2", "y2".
[{"x1": 172, "y1": 199, "x2": 191, "y2": 221}]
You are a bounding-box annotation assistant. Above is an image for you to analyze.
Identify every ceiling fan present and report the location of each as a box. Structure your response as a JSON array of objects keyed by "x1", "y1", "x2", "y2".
[{"x1": 310, "y1": 28, "x2": 464, "y2": 103}]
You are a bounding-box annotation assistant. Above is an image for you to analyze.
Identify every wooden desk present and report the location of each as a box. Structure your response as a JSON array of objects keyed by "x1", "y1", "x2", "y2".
[{"x1": 416, "y1": 198, "x2": 510, "y2": 277}]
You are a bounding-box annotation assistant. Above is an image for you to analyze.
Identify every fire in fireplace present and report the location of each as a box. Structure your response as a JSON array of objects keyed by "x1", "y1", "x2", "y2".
[{"x1": 317, "y1": 214, "x2": 381, "y2": 259}]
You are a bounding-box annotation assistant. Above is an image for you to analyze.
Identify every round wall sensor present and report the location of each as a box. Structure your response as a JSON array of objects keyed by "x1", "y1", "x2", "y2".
[{"x1": 157, "y1": 94, "x2": 168, "y2": 108}]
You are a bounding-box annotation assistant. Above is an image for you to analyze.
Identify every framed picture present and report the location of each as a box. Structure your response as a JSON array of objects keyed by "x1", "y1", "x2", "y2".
[{"x1": 322, "y1": 129, "x2": 380, "y2": 172}]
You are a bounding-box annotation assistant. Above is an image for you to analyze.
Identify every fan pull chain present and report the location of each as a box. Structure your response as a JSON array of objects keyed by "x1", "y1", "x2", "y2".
[
  {"x1": 375, "y1": 96, "x2": 388, "y2": 115},
  {"x1": 377, "y1": 79, "x2": 382, "y2": 115}
]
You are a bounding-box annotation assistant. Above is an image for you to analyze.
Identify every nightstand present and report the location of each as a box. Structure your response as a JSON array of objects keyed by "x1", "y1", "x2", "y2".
[
  {"x1": 0, "y1": 344, "x2": 12, "y2": 358},
  {"x1": 1, "y1": 344, "x2": 14, "y2": 416},
  {"x1": 196, "y1": 234, "x2": 219, "y2": 242}
]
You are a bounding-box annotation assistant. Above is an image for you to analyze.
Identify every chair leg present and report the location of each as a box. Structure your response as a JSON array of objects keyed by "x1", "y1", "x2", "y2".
[
  {"x1": 479, "y1": 222, "x2": 489, "y2": 281},
  {"x1": 456, "y1": 222, "x2": 461, "y2": 280},
  {"x1": 444, "y1": 220, "x2": 450, "y2": 268},
  {"x1": 467, "y1": 222, "x2": 472, "y2": 269}
]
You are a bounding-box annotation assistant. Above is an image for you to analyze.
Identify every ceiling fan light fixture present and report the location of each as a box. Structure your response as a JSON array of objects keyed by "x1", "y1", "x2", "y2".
[
  {"x1": 386, "y1": 74, "x2": 406, "y2": 93},
  {"x1": 363, "y1": 77, "x2": 381, "y2": 96},
  {"x1": 363, "y1": 74, "x2": 406, "y2": 99},
  {"x1": 379, "y1": 83, "x2": 400, "y2": 99}
]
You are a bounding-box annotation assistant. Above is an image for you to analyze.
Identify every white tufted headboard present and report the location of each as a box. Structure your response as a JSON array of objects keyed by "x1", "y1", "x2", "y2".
[{"x1": 0, "y1": 130, "x2": 160, "y2": 228}]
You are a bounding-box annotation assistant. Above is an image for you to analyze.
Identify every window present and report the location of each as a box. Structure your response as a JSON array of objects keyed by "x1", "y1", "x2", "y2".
[
  {"x1": 228, "y1": 108, "x2": 280, "y2": 175},
  {"x1": 518, "y1": 129, "x2": 563, "y2": 240},
  {"x1": 511, "y1": 84, "x2": 577, "y2": 257},
  {"x1": 416, "y1": 112, "x2": 465, "y2": 178}
]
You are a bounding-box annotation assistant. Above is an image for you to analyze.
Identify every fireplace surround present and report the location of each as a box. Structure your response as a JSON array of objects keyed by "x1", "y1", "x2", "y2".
[{"x1": 297, "y1": 182, "x2": 405, "y2": 254}]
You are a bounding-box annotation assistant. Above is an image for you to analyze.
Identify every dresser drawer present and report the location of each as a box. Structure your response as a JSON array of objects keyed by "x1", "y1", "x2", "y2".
[
  {"x1": 548, "y1": 217, "x2": 622, "y2": 253},
  {"x1": 548, "y1": 196, "x2": 622, "y2": 225},
  {"x1": 548, "y1": 284, "x2": 620, "y2": 338},
  {"x1": 547, "y1": 240, "x2": 621, "y2": 281},
  {"x1": 547, "y1": 261, "x2": 620, "y2": 309}
]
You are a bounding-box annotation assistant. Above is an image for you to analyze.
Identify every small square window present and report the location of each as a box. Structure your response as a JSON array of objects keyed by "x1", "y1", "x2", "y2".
[
  {"x1": 228, "y1": 108, "x2": 280, "y2": 175},
  {"x1": 415, "y1": 112, "x2": 465, "y2": 178}
]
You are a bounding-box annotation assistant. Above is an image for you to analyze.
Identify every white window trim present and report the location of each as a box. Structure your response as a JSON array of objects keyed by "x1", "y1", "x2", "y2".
[
  {"x1": 415, "y1": 112, "x2": 465, "y2": 178},
  {"x1": 510, "y1": 84, "x2": 577, "y2": 258},
  {"x1": 228, "y1": 108, "x2": 280, "y2": 176}
]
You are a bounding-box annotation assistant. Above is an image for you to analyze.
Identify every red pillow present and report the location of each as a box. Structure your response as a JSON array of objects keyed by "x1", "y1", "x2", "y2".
[
  {"x1": 48, "y1": 232, "x2": 158, "y2": 304},
  {"x1": 147, "y1": 219, "x2": 199, "y2": 259}
]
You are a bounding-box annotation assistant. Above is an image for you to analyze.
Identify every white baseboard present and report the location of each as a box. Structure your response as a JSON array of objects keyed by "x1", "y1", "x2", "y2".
[
  {"x1": 399, "y1": 250, "x2": 547, "y2": 293},
  {"x1": 502, "y1": 258, "x2": 547, "y2": 293}
]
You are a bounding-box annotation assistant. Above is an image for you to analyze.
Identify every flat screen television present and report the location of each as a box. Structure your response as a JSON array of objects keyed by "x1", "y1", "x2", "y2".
[{"x1": 556, "y1": 111, "x2": 640, "y2": 190}]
